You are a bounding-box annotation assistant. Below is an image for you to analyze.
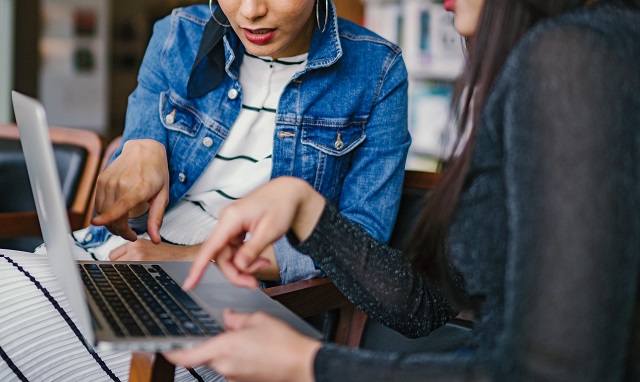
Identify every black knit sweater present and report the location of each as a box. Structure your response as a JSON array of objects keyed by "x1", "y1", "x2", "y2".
[{"x1": 293, "y1": 1, "x2": 640, "y2": 380}]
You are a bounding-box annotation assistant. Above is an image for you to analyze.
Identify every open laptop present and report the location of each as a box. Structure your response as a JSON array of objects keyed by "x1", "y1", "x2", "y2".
[{"x1": 11, "y1": 91, "x2": 321, "y2": 351}]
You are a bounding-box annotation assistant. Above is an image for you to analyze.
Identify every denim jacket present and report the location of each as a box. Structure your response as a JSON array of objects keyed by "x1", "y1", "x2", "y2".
[{"x1": 79, "y1": 3, "x2": 411, "y2": 284}]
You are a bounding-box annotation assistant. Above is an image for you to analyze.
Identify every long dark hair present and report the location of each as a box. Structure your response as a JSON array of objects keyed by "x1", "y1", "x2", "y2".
[{"x1": 410, "y1": 0, "x2": 602, "y2": 307}]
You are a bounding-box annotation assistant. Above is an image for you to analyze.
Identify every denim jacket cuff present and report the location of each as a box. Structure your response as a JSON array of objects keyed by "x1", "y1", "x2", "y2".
[
  {"x1": 128, "y1": 210, "x2": 150, "y2": 234},
  {"x1": 273, "y1": 235, "x2": 323, "y2": 284}
]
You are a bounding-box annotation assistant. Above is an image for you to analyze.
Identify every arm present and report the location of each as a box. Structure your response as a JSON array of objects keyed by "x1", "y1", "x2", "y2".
[
  {"x1": 91, "y1": 16, "x2": 173, "y2": 241},
  {"x1": 337, "y1": 49, "x2": 410, "y2": 243},
  {"x1": 272, "y1": 48, "x2": 410, "y2": 285},
  {"x1": 294, "y1": 203, "x2": 456, "y2": 337},
  {"x1": 186, "y1": 177, "x2": 456, "y2": 335}
]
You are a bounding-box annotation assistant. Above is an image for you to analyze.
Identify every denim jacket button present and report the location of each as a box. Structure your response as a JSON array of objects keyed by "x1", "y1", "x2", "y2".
[
  {"x1": 334, "y1": 133, "x2": 345, "y2": 150},
  {"x1": 178, "y1": 173, "x2": 187, "y2": 183},
  {"x1": 202, "y1": 137, "x2": 213, "y2": 147},
  {"x1": 165, "y1": 110, "x2": 176, "y2": 125},
  {"x1": 227, "y1": 88, "x2": 239, "y2": 100}
]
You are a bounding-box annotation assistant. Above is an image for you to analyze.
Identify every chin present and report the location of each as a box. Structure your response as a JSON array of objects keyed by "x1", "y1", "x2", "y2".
[{"x1": 454, "y1": 21, "x2": 474, "y2": 38}]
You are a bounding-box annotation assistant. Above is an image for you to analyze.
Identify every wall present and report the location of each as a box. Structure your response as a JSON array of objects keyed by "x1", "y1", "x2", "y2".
[
  {"x1": 0, "y1": 0, "x2": 15, "y2": 122},
  {"x1": 39, "y1": 0, "x2": 110, "y2": 135}
]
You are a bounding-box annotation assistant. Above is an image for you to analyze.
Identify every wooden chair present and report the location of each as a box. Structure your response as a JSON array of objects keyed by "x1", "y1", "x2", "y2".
[
  {"x1": 0, "y1": 124, "x2": 102, "y2": 250},
  {"x1": 129, "y1": 170, "x2": 447, "y2": 382}
]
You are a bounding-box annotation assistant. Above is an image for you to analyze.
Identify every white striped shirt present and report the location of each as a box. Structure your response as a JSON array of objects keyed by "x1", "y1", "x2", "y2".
[{"x1": 163, "y1": 52, "x2": 308, "y2": 245}]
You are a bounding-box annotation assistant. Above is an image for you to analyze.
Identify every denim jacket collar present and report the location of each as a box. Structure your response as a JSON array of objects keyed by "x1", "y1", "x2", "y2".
[
  {"x1": 221, "y1": 1, "x2": 342, "y2": 79},
  {"x1": 305, "y1": 1, "x2": 342, "y2": 71}
]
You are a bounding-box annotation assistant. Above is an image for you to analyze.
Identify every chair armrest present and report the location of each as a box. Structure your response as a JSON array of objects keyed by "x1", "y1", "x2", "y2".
[
  {"x1": 264, "y1": 278, "x2": 366, "y2": 348},
  {"x1": 130, "y1": 353, "x2": 175, "y2": 382},
  {"x1": 0, "y1": 212, "x2": 41, "y2": 238},
  {"x1": 0, "y1": 210, "x2": 89, "y2": 239},
  {"x1": 263, "y1": 278, "x2": 351, "y2": 318}
]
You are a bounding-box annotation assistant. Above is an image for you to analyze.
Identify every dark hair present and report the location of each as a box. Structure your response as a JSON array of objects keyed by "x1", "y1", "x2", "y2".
[{"x1": 410, "y1": 0, "x2": 609, "y2": 307}]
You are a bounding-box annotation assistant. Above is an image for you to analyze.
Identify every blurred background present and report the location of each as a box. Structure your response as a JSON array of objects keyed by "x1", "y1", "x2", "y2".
[{"x1": 1, "y1": 0, "x2": 464, "y2": 170}]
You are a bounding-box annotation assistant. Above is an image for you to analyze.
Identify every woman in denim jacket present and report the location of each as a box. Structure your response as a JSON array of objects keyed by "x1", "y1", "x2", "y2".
[
  {"x1": 79, "y1": 0, "x2": 410, "y2": 285},
  {"x1": 0, "y1": 2, "x2": 409, "y2": 381}
]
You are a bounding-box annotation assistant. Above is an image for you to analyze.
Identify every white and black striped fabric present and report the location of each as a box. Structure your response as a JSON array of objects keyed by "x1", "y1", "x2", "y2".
[
  {"x1": 0, "y1": 250, "x2": 225, "y2": 381},
  {"x1": 184, "y1": 52, "x2": 308, "y2": 218}
]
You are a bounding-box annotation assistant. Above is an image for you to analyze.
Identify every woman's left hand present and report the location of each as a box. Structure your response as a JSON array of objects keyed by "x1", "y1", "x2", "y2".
[
  {"x1": 108, "y1": 239, "x2": 199, "y2": 262},
  {"x1": 164, "y1": 309, "x2": 321, "y2": 382},
  {"x1": 108, "y1": 240, "x2": 282, "y2": 281}
]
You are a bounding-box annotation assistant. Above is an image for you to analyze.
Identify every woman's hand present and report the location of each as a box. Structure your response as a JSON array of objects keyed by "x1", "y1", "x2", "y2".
[
  {"x1": 109, "y1": 240, "x2": 282, "y2": 281},
  {"x1": 109, "y1": 239, "x2": 199, "y2": 262},
  {"x1": 164, "y1": 309, "x2": 321, "y2": 382},
  {"x1": 92, "y1": 139, "x2": 170, "y2": 243},
  {"x1": 184, "y1": 177, "x2": 325, "y2": 290}
]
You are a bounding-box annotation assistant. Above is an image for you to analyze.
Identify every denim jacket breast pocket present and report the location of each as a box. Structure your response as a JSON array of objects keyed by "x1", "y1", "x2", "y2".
[
  {"x1": 160, "y1": 91, "x2": 204, "y2": 139},
  {"x1": 159, "y1": 90, "x2": 219, "y2": 188},
  {"x1": 300, "y1": 117, "x2": 367, "y2": 201}
]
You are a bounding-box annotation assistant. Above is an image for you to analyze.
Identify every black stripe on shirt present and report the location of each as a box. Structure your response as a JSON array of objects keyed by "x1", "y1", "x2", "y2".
[
  {"x1": 0, "y1": 344, "x2": 29, "y2": 382},
  {"x1": 188, "y1": 368, "x2": 205, "y2": 382},
  {"x1": 215, "y1": 190, "x2": 240, "y2": 201},
  {"x1": 215, "y1": 154, "x2": 272, "y2": 163},
  {"x1": 242, "y1": 104, "x2": 277, "y2": 114},
  {"x1": 72, "y1": 232, "x2": 99, "y2": 261},
  {"x1": 191, "y1": 200, "x2": 207, "y2": 212},
  {"x1": 244, "y1": 52, "x2": 305, "y2": 65},
  {"x1": 160, "y1": 236, "x2": 186, "y2": 246},
  {"x1": 0, "y1": 254, "x2": 122, "y2": 382}
]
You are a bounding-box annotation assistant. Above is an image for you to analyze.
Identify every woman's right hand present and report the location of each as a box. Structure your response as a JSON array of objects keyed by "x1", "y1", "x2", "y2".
[
  {"x1": 91, "y1": 139, "x2": 170, "y2": 243},
  {"x1": 164, "y1": 309, "x2": 321, "y2": 382},
  {"x1": 184, "y1": 177, "x2": 326, "y2": 290}
]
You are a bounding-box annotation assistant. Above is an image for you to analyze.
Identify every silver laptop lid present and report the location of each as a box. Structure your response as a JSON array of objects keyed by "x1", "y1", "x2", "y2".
[{"x1": 11, "y1": 91, "x2": 94, "y2": 345}]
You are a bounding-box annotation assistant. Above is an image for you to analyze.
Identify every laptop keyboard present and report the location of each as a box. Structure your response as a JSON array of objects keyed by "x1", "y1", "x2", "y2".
[{"x1": 79, "y1": 263, "x2": 222, "y2": 338}]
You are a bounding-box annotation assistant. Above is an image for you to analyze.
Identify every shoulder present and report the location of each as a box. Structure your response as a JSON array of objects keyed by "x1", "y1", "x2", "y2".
[
  {"x1": 488, "y1": 2, "x2": 640, "y2": 105},
  {"x1": 337, "y1": 18, "x2": 401, "y2": 55},
  {"x1": 143, "y1": 6, "x2": 212, "y2": 91},
  {"x1": 151, "y1": 5, "x2": 210, "y2": 56},
  {"x1": 151, "y1": 5, "x2": 210, "y2": 37},
  {"x1": 165, "y1": 5, "x2": 210, "y2": 26},
  {"x1": 507, "y1": 3, "x2": 640, "y2": 75},
  {"x1": 334, "y1": 18, "x2": 405, "y2": 78}
]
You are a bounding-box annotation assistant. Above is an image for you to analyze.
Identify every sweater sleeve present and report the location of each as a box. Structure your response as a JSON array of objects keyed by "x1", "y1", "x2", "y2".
[
  {"x1": 292, "y1": 204, "x2": 490, "y2": 381},
  {"x1": 294, "y1": 202, "x2": 457, "y2": 339}
]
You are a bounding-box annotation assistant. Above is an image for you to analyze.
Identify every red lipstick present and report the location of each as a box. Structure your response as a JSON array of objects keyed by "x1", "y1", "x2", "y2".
[
  {"x1": 443, "y1": 0, "x2": 456, "y2": 12},
  {"x1": 243, "y1": 28, "x2": 275, "y2": 45}
]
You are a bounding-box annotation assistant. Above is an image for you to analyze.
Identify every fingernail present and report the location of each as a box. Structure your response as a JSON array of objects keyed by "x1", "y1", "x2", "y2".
[
  {"x1": 237, "y1": 256, "x2": 250, "y2": 269},
  {"x1": 182, "y1": 276, "x2": 193, "y2": 290}
]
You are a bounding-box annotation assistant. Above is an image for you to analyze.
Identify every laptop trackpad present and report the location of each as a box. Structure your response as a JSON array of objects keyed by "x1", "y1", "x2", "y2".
[{"x1": 164, "y1": 262, "x2": 322, "y2": 338}]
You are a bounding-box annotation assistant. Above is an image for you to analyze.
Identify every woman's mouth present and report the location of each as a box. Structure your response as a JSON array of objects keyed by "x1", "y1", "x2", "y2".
[
  {"x1": 243, "y1": 28, "x2": 276, "y2": 45},
  {"x1": 443, "y1": 0, "x2": 456, "y2": 12}
]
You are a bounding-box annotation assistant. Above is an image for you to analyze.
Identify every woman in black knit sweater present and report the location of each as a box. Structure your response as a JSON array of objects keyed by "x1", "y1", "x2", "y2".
[{"x1": 167, "y1": 0, "x2": 640, "y2": 381}]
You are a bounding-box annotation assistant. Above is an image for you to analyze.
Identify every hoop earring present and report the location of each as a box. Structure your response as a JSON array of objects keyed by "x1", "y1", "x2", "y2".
[
  {"x1": 316, "y1": 0, "x2": 329, "y2": 33},
  {"x1": 210, "y1": 0, "x2": 231, "y2": 27}
]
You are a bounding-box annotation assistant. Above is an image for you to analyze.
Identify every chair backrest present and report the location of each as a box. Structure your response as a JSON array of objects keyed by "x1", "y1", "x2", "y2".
[
  {"x1": 388, "y1": 170, "x2": 440, "y2": 251},
  {"x1": 0, "y1": 124, "x2": 101, "y2": 251}
]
